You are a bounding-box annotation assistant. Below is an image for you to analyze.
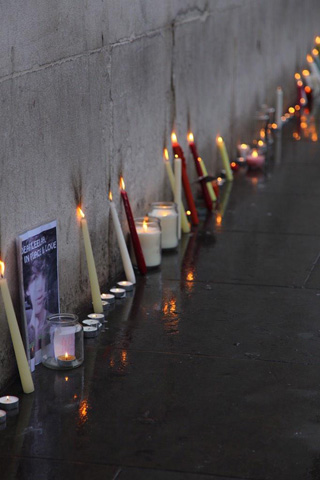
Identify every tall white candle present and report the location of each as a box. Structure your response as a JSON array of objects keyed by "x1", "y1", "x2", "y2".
[
  {"x1": 0, "y1": 262, "x2": 34, "y2": 394},
  {"x1": 174, "y1": 155, "x2": 182, "y2": 240},
  {"x1": 275, "y1": 87, "x2": 283, "y2": 129},
  {"x1": 108, "y1": 192, "x2": 136, "y2": 284},
  {"x1": 135, "y1": 219, "x2": 161, "y2": 267},
  {"x1": 78, "y1": 208, "x2": 103, "y2": 314}
]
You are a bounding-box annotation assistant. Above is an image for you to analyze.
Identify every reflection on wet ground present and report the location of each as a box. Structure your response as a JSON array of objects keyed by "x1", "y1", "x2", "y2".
[{"x1": 2, "y1": 111, "x2": 320, "y2": 479}]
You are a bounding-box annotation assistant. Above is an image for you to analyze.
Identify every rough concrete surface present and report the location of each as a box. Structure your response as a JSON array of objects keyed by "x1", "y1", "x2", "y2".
[{"x1": 0, "y1": 0, "x2": 320, "y2": 388}]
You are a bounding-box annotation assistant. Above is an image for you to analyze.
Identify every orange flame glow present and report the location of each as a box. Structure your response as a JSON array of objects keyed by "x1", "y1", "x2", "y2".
[
  {"x1": 216, "y1": 214, "x2": 222, "y2": 226},
  {"x1": 313, "y1": 48, "x2": 319, "y2": 56},
  {"x1": 0, "y1": 261, "x2": 5, "y2": 277},
  {"x1": 217, "y1": 136, "x2": 223, "y2": 144},
  {"x1": 289, "y1": 107, "x2": 295, "y2": 114},
  {"x1": 260, "y1": 129, "x2": 265, "y2": 139},
  {"x1": 252, "y1": 150, "x2": 258, "y2": 158},
  {"x1": 295, "y1": 105, "x2": 301, "y2": 111},
  {"x1": 143, "y1": 218, "x2": 148, "y2": 232},
  {"x1": 258, "y1": 140, "x2": 264, "y2": 147},
  {"x1": 302, "y1": 69, "x2": 310, "y2": 76},
  {"x1": 240, "y1": 143, "x2": 248, "y2": 148},
  {"x1": 109, "y1": 191, "x2": 113, "y2": 201},
  {"x1": 305, "y1": 86, "x2": 311, "y2": 93},
  {"x1": 295, "y1": 73, "x2": 301, "y2": 80},
  {"x1": 187, "y1": 132, "x2": 194, "y2": 143},
  {"x1": 77, "y1": 207, "x2": 85, "y2": 219},
  {"x1": 297, "y1": 80, "x2": 303, "y2": 87},
  {"x1": 120, "y1": 177, "x2": 125, "y2": 190},
  {"x1": 316, "y1": 36, "x2": 320, "y2": 45},
  {"x1": 307, "y1": 54, "x2": 314, "y2": 63},
  {"x1": 300, "y1": 98, "x2": 306, "y2": 105},
  {"x1": 197, "y1": 156, "x2": 202, "y2": 163},
  {"x1": 163, "y1": 148, "x2": 169, "y2": 161},
  {"x1": 271, "y1": 123, "x2": 278, "y2": 129},
  {"x1": 171, "y1": 132, "x2": 178, "y2": 145}
]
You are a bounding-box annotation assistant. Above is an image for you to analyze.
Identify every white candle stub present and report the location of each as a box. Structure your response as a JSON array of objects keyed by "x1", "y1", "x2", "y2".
[
  {"x1": 101, "y1": 301, "x2": 110, "y2": 312},
  {"x1": 83, "y1": 326, "x2": 98, "y2": 338},
  {"x1": 110, "y1": 287, "x2": 126, "y2": 299},
  {"x1": 0, "y1": 395, "x2": 19, "y2": 411},
  {"x1": 88, "y1": 313, "x2": 105, "y2": 322},
  {"x1": 101, "y1": 293, "x2": 115, "y2": 304},
  {"x1": 117, "y1": 281, "x2": 134, "y2": 292},
  {"x1": 0, "y1": 409, "x2": 7, "y2": 423},
  {"x1": 83, "y1": 319, "x2": 101, "y2": 329}
]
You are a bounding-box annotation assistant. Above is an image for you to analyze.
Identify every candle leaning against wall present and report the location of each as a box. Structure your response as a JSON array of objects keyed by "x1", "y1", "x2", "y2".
[
  {"x1": 78, "y1": 208, "x2": 104, "y2": 314},
  {"x1": 0, "y1": 261, "x2": 34, "y2": 394},
  {"x1": 216, "y1": 136, "x2": 233, "y2": 181},
  {"x1": 109, "y1": 191, "x2": 136, "y2": 284},
  {"x1": 197, "y1": 157, "x2": 217, "y2": 202},
  {"x1": 163, "y1": 149, "x2": 190, "y2": 234},
  {"x1": 275, "y1": 87, "x2": 283, "y2": 129},
  {"x1": 174, "y1": 155, "x2": 182, "y2": 240},
  {"x1": 187, "y1": 133, "x2": 213, "y2": 211}
]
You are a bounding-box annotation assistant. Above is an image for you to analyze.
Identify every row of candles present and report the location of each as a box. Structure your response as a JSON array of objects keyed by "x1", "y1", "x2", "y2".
[{"x1": 1, "y1": 37, "x2": 318, "y2": 398}]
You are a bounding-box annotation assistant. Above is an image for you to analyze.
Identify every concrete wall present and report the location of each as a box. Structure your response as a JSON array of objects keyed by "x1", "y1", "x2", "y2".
[{"x1": 1, "y1": 0, "x2": 320, "y2": 388}]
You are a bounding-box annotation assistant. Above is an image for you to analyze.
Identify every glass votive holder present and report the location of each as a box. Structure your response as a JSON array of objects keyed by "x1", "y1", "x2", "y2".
[
  {"x1": 41, "y1": 313, "x2": 84, "y2": 370},
  {"x1": 132, "y1": 216, "x2": 161, "y2": 268},
  {"x1": 148, "y1": 202, "x2": 178, "y2": 250}
]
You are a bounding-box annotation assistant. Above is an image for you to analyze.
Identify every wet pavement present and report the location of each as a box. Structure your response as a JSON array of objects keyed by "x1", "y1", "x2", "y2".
[{"x1": 1, "y1": 112, "x2": 320, "y2": 479}]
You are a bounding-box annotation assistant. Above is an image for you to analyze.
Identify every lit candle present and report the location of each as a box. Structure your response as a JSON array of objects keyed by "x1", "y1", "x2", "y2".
[
  {"x1": 296, "y1": 79, "x2": 304, "y2": 106},
  {"x1": 134, "y1": 217, "x2": 161, "y2": 267},
  {"x1": 77, "y1": 207, "x2": 103, "y2": 314},
  {"x1": 148, "y1": 202, "x2": 178, "y2": 249},
  {"x1": 0, "y1": 410, "x2": 6, "y2": 423},
  {"x1": 117, "y1": 280, "x2": 134, "y2": 291},
  {"x1": 88, "y1": 313, "x2": 105, "y2": 323},
  {"x1": 101, "y1": 293, "x2": 115, "y2": 304},
  {"x1": 307, "y1": 54, "x2": 320, "y2": 81},
  {"x1": 57, "y1": 352, "x2": 76, "y2": 368},
  {"x1": 275, "y1": 87, "x2": 283, "y2": 128},
  {"x1": 302, "y1": 70, "x2": 313, "y2": 89},
  {"x1": 83, "y1": 319, "x2": 101, "y2": 329},
  {"x1": 197, "y1": 157, "x2": 217, "y2": 202},
  {"x1": 110, "y1": 287, "x2": 126, "y2": 299},
  {"x1": 246, "y1": 149, "x2": 265, "y2": 169},
  {"x1": 174, "y1": 155, "x2": 182, "y2": 240},
  {"x1": 237, "y1": 143, "x2": 250, "y2": 158},
  {"x1": 187, "y1": 133, "x2": 213, "y2": 211},
  {"x1": 83, "y1": 326, "x2": 98, "y2": 338},
  {"x1": 163, "y1": 149, "x2": 190, "y2": 234},
  {"x1": 0, "y1": 395, "x2": 19, "y2": 411},
  {"x1": 216, "y1": 136, "x2": 233, "y2": 181},
  {"x1": 171, "y1": 132, "x2": 199, "y2": 225},
  {"x1": 257, "y1": 139, "x2": 267, "y2": 154},
  {"x1": 0, "y1": 261, "x2": 34, "y2": 394},
  {"x1": 120, "y1": 177, "x2": 147, "y2": 275},
  {"x1": 108, "y1": 191, "x2": 136, "y2": 284}
]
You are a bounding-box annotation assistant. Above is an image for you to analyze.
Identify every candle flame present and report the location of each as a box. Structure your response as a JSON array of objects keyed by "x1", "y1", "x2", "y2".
[
  {"x1": 0, "y1": 261, "x2": 5, "y2": 277},
  {"x1": 300, "y1": 98, "x2": 306, "y2": 105},
  {"x1": 171, "y1": 132, "x2": 178, "y2": 145},
  {"x1": 252, "y1": 150, "x2": 258, "y2": 158},
  {"x1": 297, "y1": 80, "x2": 303, "y2": 87},
  {"x1": 174, "y1": 154, "x2": 179, "y2": 158},
  {"x1": 295, "y1": 105, "x2": 301, "y2": 111},
  {"x1": 289, "y1": 107, "x2": 295, "y2": 114},
  {"x1": 260, "y1": 129, "x2": 265, "y2": 139},
  {"x1": 294, "y1": 73, "x2": 301, "y2": 80},
  {"x1": 302, "y1": 69, "x2": 310, "y2": 76},
  {"x1": 187, "y1": 132, "x2": 194, "y2": 143},
  {"x1": 240, "y1": 143, "x2": 248, "y2": 148},
  {"x1": 65, "y1": 352, "x2": 69, "y2": 359},
  {"x1": 231, "y1": 162, "x2": 237, "y2": 168},
  {"x1": 316, "y1": 36, "x2": 320, "y2": 45},
  {"x1": 143, "y1": 218, "x2": 148, "y2": 232},
  {"x1": 217, "y1": 136, "x2": 223, "y2": 144},
  {"x1": 120, "y1": 177, "x2": 125, "y2": 190},
  {"x1": 307, "y1": 54, "x2": 314, "y2": 63},
  {"x1": 6, "y1": 396, "x2": 9, "y2": 401},
  {"x1": 258, "y1": 140, "x2": 264, "y2": 147},
  {"x1": 163, "y1": 148, "x2": 169, "y2": 161},
  {"x1": 305, "y1": 86, "x2": 311, "y2": 93},
  {"x1": 186, "y1": 210, "x2": 191, "y2": 216},
  {"x1": 109, "y1": 191, "x2": 113, "y2": 201},
  {"x1": 312, "y1": 133, "x2": 318, "y2": 142},
  {"x1": 77, "y1": 207, "x2": 85, "y2": 219},
  {"x1": 216, "y1": 214, "x2": 222, "y2": 226},
  {"x1": 312, "y1": 48, "x2": 319, "y2": 56},
  {"x1": 197, "y1": 156, "x2": 202, "y2": 162}
]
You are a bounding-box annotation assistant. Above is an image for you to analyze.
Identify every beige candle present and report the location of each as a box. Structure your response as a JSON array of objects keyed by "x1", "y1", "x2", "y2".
[
  {"x1": 78, "y1": 207, "x2": 103, "y2": 314},
  {"x1": 0, "y1": 261, "x2": 34, "y2": 394},
  {"x1": 216, "y1": 136, "x2": 233, "y2": 181},
  {"x1": 197, "y1": 157, "x2": 217, "y2": 202}
]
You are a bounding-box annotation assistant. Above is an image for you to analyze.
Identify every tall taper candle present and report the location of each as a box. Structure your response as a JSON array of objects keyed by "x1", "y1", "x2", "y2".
[
  {"x1": 163, "y1": 149, "x2": 190, "y2": 234},
  {"x1": 216, "y1": 136, "x2": 233, "y2": 181},
  {"x1": 78, "y1": 208, "x2": 104, "y2": 314},
  {"x1": 275, "y1": 87, "x2": 283, "y2": 128},
  {"x1": 109, "y1": 191, "x2": 136, "y2": 284},
  {"x1": 0, "y1": 261, "x2": 34, "y2": 394},
  {"x1": 187, "y1": 133, "x2": 213, "y2": 211},
  {"x1": 174, "y1": 155, "x2": 182, "y2": 240},
  {"x1": 197, "y1": 157, "x2": 217, "y2": 202}
]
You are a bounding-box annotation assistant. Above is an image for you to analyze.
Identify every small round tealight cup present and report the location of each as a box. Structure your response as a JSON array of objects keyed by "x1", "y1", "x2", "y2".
[
  {"x1": 0, "y1": 410, "x2": 7, "y2": 424},
  {"x1": 110, "y1": 287, "x2": 126, "y2": 299},
  {"x1": 88, "y1": 313, "x2": 105, "y2": 323},
  {"x1": 101, "y1": 293, "x2": 115, "y2": 304},
  {"x1": 0, "y1": 396, "x2": 19, "y2": 411},
  {"x1": 102, "y1": 301, "x2": 110, "y2": 312},
  {"x1": 83, "y1": 326, "x2": 99, "y2": 338},
  {"x1": 116, "y1": 281, "x2": 134, "y2": 292},
  {"x1": 83, "y1": 319, "x2": 101, "y2": 329}
]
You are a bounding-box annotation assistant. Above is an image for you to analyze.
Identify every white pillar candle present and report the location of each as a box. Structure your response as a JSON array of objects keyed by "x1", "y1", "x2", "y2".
[
  {"x1": 0, "y1": 262, "x2": 34, "y2": 394},
  {"x1": 78, "y1": 208, "x2": 103, "y2": 314},
  {"x1": 109, "y1": 192, "x2": 136, "y2": 284},
  {"x1": 275, "y1": 87, "x2": 283, "y2": 129},
  {"x1": 148, "y1": 202, "x2": 178, "y2": 249},
  {"x1": 135, "y1": 218, "x2": 162, "y2": 267},
  {"x1": 174, "y1": 156, "x2": 182, "y2": 240}
]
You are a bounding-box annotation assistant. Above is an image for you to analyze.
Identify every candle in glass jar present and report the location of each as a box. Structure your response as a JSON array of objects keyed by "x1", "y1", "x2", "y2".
[
  {"x1": 134, "y1": 217, "x2": 161, "y2": 267},
  {"x1": 237, "y1": 143, "x2": 250, "y2": 158},
  {"x1": 148, "y1": 202, "x2": 178, "y2": 250},
  {"x1": 246, "y1": 149, "x2": 265, "y2": 169},
  {"x1": 57, "y1": 353, "x2": 76, "y2": 368}
]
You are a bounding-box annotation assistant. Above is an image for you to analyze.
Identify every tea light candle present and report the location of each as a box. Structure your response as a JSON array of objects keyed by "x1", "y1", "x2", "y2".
[
  {"x1": 57, "y1": 353, "x2": 76, "y2": 368},
  {"x1": 0, "y1": 410, "x2": 6, "y2": 423},
  {"x1": 237, "y1": 144, "x2": 250, "y2": 158},
  {"x1": 0, "y1": 396, "x2": 19, "y2": 411},
  {"x1": 83, "y1": 326, "x2": 99, "y2": 338},
  {"x1": 110, "y1": 287, "x2": 126, "y2": 299},
  {"x1": 88, "y1": 313, "x2": 105, "y2": 323},
  {"x1": 246, "y1": 149, "x2": 265, "y2": 169},
  {"x1": 117, "y1": 281, "x2": 134, "y2": 292},
  {"x1": 83, "y1": 319, "x2": 101, "y2": 329},
  {"x1": 101, "y1": 293, "x2": 115, "y2": 304},
  {"x1": 102, "y1": 301, "x2": 110, "y2": 311},
  {"x1": 216, "y1": 136, "x2": 233, "y2": 181}
]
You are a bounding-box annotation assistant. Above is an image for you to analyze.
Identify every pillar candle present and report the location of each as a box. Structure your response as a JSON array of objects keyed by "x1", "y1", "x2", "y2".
[
  {"x1": 171, "y1": 133, "x2": 199, "y2": 225},
  {"x1": 120, "y1": 178, "x2": 147, "y2": 275},
  {"x1": 174, "y1": 155, "x2": 182, "y2": 240},
  {"x1": 275, "y1": 87, "x2": 283, "y2": 129},
  {"x1": 108, "y1": 192, "x2": 136, "y2": 284},
  {"x1": 163, "y1": 149, "x2": 190, "y2": 234},
  {"x1": 78, "y1": 208, "x2": 104, "y2": 314},
  {"x1": 0, "y1": 262, "x2": 34, "y2": 394},
  {"x1": 187, "y1": 133, "x2": 213, "y2": 211},
  {"x1": 197, "y1": 157, "x2": 217, "y2": 202},
  {"x1": 135, "y1": 218, "x2": 161, "y2": 267},
  {"x1": 216, "y1": 136, "x2": 233, "y2": 181}
]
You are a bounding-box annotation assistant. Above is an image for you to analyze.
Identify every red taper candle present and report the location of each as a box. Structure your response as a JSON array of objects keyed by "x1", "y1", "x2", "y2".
[
  {"x1": 187, "y1": 132, "x2": 213, "y2": 212},
  {"x1": 120, "y1": 177, "x2": 147, "y2": 275},
  {"x1": 171, "y1": 132, "x2": 199, "y2": 225}
]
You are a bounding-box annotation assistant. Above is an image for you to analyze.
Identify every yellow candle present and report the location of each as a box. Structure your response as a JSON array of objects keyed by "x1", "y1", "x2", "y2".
[
  {"x1": 0, "y1": 261, "x2": 34, "y2": 394},
  {"x1": 77, "y1": 208, "x2": 103, "y2": 314},
  {"x1": 163, "y1": 149, "x2": 190, "y2": 233},
  {"x1": 216, "y1": 136, "x2": 233, "y2": 181},
  {"x1": 197, "y1": 157, "x2": 216, "y2": 202}
]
